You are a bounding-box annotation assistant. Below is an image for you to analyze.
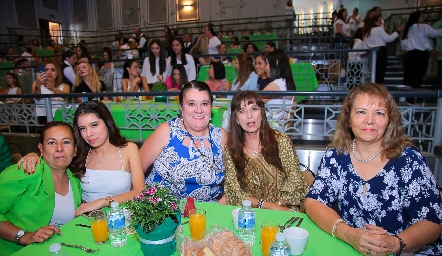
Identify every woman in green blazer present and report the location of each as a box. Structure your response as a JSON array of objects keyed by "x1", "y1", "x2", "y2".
[{"x1": 0, "y1": 121, "x2": 81, "y2": 255}]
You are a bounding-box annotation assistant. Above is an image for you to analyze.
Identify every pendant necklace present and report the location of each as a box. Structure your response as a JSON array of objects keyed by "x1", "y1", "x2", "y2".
[
  {"x1": 352, "y1": 139, "x2": 383, "y2": 163},
  {"x1": 245, "y1": 142, "x2": 260, "y2": 156}
]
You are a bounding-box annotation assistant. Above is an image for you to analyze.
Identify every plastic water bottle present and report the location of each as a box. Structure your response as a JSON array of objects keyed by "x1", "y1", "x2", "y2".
[
  {"x1": 238, "y1": 200, "x2": 255, "y2": 246},
  {"x1": 81, "y1": 92, "x2": 88, "y2": 103},
  {"x1": 269, "y1": 233, "x2": 291, "y2": 256},
  {"x1": 107, "y1": 202, "x2": 127, "y2": 247},
  {"x1": 48, "y1": 243, "x2": 69, "y2": 256}
]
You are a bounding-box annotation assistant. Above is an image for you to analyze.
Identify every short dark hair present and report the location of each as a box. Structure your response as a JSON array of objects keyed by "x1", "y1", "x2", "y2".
[
  {"x1": 207, "y1": 23, "x2": 215, "y2": 36},
  {"x1": 179, "y1": 80, "x2": 213, "y2": 107},
  {"x1": 40, "y1": 121, "x2": 75, "y2": 145}
]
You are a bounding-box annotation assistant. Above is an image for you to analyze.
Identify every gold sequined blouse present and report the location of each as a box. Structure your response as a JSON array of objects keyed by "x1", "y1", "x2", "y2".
[{"x1": 224, "y1": 131, "x2": 308, "y2": 211}]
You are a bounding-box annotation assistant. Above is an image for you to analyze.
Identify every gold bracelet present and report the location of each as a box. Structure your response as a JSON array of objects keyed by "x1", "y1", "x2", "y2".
[{"x1": 331, "y1": 218, "x2": 345, "y2": 238}]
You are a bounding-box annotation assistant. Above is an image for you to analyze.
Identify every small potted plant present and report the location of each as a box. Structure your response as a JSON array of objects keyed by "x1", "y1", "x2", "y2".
[
  {"x1": 126, "y1": 183, "x2": 180, "y2": 256},
  {"x1": 151, "y1": 81, "x2": 168, "y2": 102}
]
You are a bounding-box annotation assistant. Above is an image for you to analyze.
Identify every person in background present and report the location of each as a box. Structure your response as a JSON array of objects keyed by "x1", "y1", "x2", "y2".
[
  {"x1": 19, "y1": 102, "x2": 145, "y2": 216},
  {"x1": 73, "y1": 61, "x2": 107, "y2": 102},
  {"x1": 334, "y1": 8, "x2": 351, "y2": 38},
  {"x1": 205, "y1": 62, "x2": 231, "y2": 92},
  {"x1": 121, "y1": 59, "x2": 150, "y2": 94},
  {"x1": 31, "y1": 39, "x2": 40, "y2": 49},
  {"x1": 128, "y1": 39, "x2": 139, "y2": 59},
  {"x1": 255, "y1": 52, "x2": 271, "y2": 90},
  {"x1": 219, "y1": 25, "x2": 227, "y2": 38},
  {"x1": 139, "y1": 81, "x2": 228, "y2": 202},
  {"x1": 305, "y1": 83, "x2": 442, "y2": 256},
  {"x1": 77, "y1": 46, "x2": 91, "y2": 63},
  {"x1": 141, "y1": 39, "x2": 171, "y2": 90},
  {"x1": 224, "y1": 91, "x2": 308, "y2": 211},
  {"x1": 230, "y1": 37, "x2": 241, "y2": 49},
  {"x1": 5, "y1": 48, "x2": 17, "y2": 62},
  {"x1": 363, "y1": 15, "x2": 403, "y2": 84},
  {"x1": 204, "y1": 23, "x2": 221, "y2": 55},
  {"x1": 32, "y1": 59, "x2": 70, "y2": 124},
  {"x1": 241, "y1": 36, "x2": 250, "y2": 52},
  {"x1": 98, "y1": 47, "x2": 115, "y2": 92},
  {"x1": 231, "y1": 52, "x2": 258, "y2": 91},
  {"x1": 61, "y1": 49, "x2": 77, "y2": 88},
  {"x1": 182, "y1": 33, "x2": 193, "y2": 55},
  {"x1": 246, "y1": 43, "x2": 259, "y2": 53},
  {"x1": 0, "y1": 132, "x2": 13, "y2": 173},
  {"x1": 0, "y1": 121, "x2": 81, "y2": 255},
  {"x1": 402, "y1": 11, "x2": 442, "y2": 90},
  {"x1": 214, "y1": 43, "x2": 233, "y2": 64},
  {"x1": 21, "y1": 48, "x2": 35, "y2": 67},
  {"x1": 133, "y1": 28, "x2": 148, "y2": 55},
  {"x1": 14, "y1": 58, "x2": 31, "y2": 76},
  {"x1": 285, "y1": 0, "x2": 295, "y2": 36},
  {"x1": 347, "y1": 7, "x2": 362, "y2": 34},
  {"x1": 46, "y1": 40, "x2": 56, "y2": 50},
  {"x1": 190, "y1": 35, "x2": 210, "y2": 66},
  {"x1": 265, "y1": 41, "x2": 276, "y2": 52},
  {"x1": 3, "y1": 73, "x2": 23, "y2": 103},
  {"x1": 347, "y1": 28, "x2": 365, "y2": 88},
  {"x1": 117, "y1": 37, "x2": 130, "y2": 60},
  {"x1": 53, "y1": 45, "x2": 65, "y2": 64},
  {"x1": 165, "y1": 64, "x2": 188, "y2": 91},
  {"x1": 168, "y1": 38, "x2": 196, "y2": 81},
  {"x1": 163, "y1": 26, "x2": 174, "y2": 56}
]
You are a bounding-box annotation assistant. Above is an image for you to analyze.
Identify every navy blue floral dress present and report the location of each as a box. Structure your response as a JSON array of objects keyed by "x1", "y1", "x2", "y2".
[
  {"x1": 307, "y1": 147, "x2": 442, "y2": 255},
  {"x1": 145, "y1": 118, "x2": 224, "y2": 202}
]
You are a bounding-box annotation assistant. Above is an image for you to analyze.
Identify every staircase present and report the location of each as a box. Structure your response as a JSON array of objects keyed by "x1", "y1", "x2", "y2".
[{"x1": 384, "y1": 55, "x2": 404, "y2": 89}]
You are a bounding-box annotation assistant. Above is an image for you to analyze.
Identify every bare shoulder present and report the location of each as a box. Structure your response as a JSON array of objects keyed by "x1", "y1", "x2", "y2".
[{"x1": 140, "y1": 122, "x2": 171, "y2": 149}]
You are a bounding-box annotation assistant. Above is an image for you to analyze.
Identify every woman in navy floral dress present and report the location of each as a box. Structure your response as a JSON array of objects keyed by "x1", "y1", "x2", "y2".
[{"x1": 305, "y1": 83, "x2": 442, "y2": 256}]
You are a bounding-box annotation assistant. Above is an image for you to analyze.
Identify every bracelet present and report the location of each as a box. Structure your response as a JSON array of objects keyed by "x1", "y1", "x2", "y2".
[
  {"x1": 106, "y1": 196, "x2": 115, "y2": 206},
  {"x1": 393, "y1": 234, "x2": 406, "y2": 256},
  {"x1": 277, "y1": 201, "x2": 284, "y2": 207},
  {"x1": 257, "y1": 199, "x2": 265, "y2": 209},
  {"x1": 331, "y1": 218, "x2": 345, "y2": 238}
]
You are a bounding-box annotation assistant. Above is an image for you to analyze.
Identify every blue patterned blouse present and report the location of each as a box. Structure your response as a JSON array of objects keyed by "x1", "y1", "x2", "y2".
[
  {"x1": 307, "y1": 147, "x2": 442, "y2": 255},
  {"x1": 145, "y1": 118, "x2": 224, "y2": 202}
]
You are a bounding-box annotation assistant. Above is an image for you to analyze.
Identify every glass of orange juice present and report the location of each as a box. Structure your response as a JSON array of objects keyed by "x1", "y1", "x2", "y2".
[
  {"x1": 261, "y1": 221, "x2": 279, "y2": 256},
  {"x1": 189, "y1": 209, "x2": 206, "y2": 241},
  {"x1": 90, "y1": 210, "x2": 108, "y2": 244}
]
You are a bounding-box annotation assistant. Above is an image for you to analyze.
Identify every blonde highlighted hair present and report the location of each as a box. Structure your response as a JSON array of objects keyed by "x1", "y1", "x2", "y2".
[{"x1": 74, "y1": 61, "x2": 102, "y2": 92}]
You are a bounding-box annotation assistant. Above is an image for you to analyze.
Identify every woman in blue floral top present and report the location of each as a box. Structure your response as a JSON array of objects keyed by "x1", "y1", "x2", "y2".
[{"x1": 305, "y1": 83, "x2": 442, "y2": 256}]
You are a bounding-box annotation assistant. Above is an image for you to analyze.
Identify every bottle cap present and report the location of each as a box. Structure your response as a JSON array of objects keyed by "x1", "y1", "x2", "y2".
[
  {"x1": 242, "y1": 200, "x2": 251, "y2": 207},
  {"x1": 111, "y1": 202, "x2": 119, "y2": 208},
  {"x1": 49, "y1": 243, "x2": 61, "y2": 252},
  {"x1": 276, "y1": 232, "x2": 286, "y2": 241}
]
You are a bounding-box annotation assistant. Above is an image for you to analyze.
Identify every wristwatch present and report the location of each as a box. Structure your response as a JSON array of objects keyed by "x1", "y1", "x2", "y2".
[
  {"x1": 14, "y1": 229, "x2": 26, "y2": 245},
  {"x1": 393, "y1": 234, "x2": 406, "y2": 255}
]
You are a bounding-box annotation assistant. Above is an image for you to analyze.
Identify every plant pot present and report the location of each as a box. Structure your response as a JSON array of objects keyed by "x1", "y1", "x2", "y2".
[
  {"x1": 154, "y1": 96, "x2": 167, "y2": 102},
  {"x1": 135, "y1": 213, "x2": 181, "y2": 256}
]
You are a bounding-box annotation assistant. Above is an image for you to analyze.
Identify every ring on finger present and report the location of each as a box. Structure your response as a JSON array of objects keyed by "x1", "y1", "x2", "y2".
[{"x1": 367, "y1": 249, "x2": 372, "y2": 256}]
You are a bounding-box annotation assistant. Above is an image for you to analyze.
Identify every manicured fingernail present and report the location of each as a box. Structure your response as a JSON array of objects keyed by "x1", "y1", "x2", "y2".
[
  {"x1": 31, "y1": 171, "x2": 35, "y2": 174},
  {"x1": 27, "y1": 172, "x2": 30, "y2": 175},
  {"x1": 24, "y1": 169, "x2": 26, "y2": 173}
]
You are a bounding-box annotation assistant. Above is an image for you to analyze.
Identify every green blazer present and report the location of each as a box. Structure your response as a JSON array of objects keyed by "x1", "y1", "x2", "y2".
[
  {"x1": 0, "y1": 133, "x2": 13, "y2": 173},
  {"x1": 0, "y1": 159, "x2": 82, "y2": 255}
]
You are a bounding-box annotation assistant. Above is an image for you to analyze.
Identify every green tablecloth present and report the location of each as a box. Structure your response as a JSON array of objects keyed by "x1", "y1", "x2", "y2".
[
  {"x1": 53, "y1": 101, "x2": 227, "y2": 140},
  {"x1": 12, "y1": 202, "x2": 359, "y2": 256},
  {"x1": 197, "y1": 65, "x2": 237, "y2": 85}
]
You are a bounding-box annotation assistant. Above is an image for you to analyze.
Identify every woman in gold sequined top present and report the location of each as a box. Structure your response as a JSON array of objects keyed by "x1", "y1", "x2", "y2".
[{"x1": 224, "y1": 91, "x2": 308, "y2": 211}]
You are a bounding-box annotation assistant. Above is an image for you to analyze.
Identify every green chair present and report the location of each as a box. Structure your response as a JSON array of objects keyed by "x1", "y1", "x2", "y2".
[
  {"x1": 34, "y1": 49, "x2": 54, "y2": 59},
  {"x1": 249, "y1": 33, "x2": 278, "y2": 51},
  {"x1": 291, "y1": 63, "x2": 319, "y2": 103},
  {"x1": 226, "y1": 48, "x2": 243, "y2": 60}
]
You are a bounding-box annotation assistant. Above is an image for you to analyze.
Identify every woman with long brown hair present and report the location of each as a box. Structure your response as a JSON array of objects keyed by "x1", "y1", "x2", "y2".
[
  {"x1": 224, "y1": 91, "x2": 308, "y2": 211},
  {"x1": 231, "y1": 52, "x2": 258, "y2": 91}
]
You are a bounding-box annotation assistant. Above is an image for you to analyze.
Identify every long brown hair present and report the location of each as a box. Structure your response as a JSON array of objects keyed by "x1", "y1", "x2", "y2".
[
  {"x1": 227, "y1": 91, "x2": 285, "y2": 188},
  {"x1": 329, "y1": 83, "x2": 413, "y2": 159},
  {"x1": 233, "y1": 53, "x2": 255, "y2": 89},
  {"x1": 362, "y1": 14, "x2": 380, "y2": 39},
  {"x1": 5, "y1": 73, "x2": 22, "y2": 89},
  {"x1": 70, "y1": 101, "x2": 128, "y2": 178}
]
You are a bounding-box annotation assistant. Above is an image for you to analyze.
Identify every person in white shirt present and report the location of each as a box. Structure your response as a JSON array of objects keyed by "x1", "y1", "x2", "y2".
[
  {"x1": 347, "y1": 8, "x2": 361, "y2": 35},
  {"x1": 168, "y1": 38, "x2": 196, "y2": 81},
  {"x1": 402, "y1": 11, "x2": 442, "y2": 89},
  {"x1": 204, "y1": 23, "x2": 221, "y2": 55},
  {"x1": 362, "y1": 15, "x2": 404, "y2": 84},
  {"x1": 334, "y1": 8, "x2": 351, "y2": 38},
  {"x1": 140, "y1": 39, "x2": 171, "y2": 90}
]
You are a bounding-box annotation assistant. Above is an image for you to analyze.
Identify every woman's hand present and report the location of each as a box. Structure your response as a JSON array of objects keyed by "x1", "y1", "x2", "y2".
[
  {"x1": 20, "y1": 226, "x2": 61, "y2": 245},
  {"x1": 264, "y1": 202, "x2": 291, "y2": 211},
  {"x1": 157, "y1": 74, "x2": 163, "y2": 82},
  {"x1": 343, "y1": 225, "x2": 392, "y2": 256},
  {"x1": 35, "y1": 72, "x2": 47, "y2": 89},
  {"x1": 133, "y1": 77, "x2": 141, "y2": 85},
  {"x1": 75, "y1": 199, "x2": 107, "y2": 216},
  {"x1": 17, "y1": 152, "x2": 40, "y2": 174}
]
